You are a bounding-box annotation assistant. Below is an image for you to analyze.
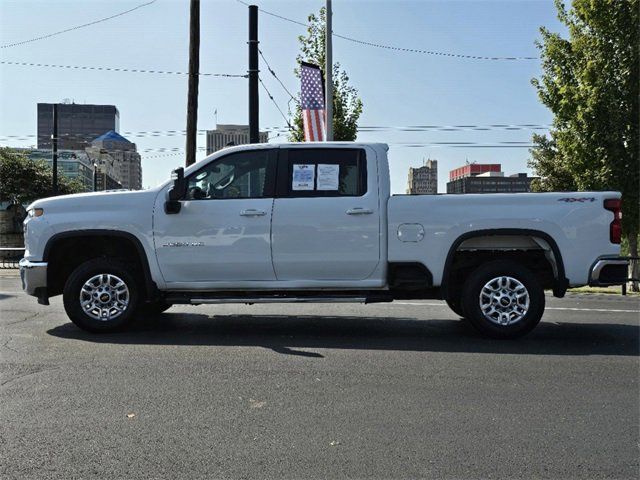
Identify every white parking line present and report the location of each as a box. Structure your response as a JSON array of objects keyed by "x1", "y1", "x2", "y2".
[
  {"x1": 393, "y1": 301, "x2": 640, "y2": 314},
  {"x1": 545, "y1": 307, "x2": 639, "y2": 314}
]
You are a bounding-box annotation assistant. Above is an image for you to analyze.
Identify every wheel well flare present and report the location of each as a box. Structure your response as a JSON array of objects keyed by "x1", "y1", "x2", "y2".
[{"x1": 45, "y1": 233, "x2": 147, "y2": 298}]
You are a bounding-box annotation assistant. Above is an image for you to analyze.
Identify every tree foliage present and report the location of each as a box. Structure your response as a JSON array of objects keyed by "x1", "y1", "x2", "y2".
[
  {"x1": 529, "y1": 0, "x2": 639, "y2": 246},
  {"x1": 0, "y1": 147, "x2": 85, "y2": 203},
  {"x1": 289, "y1": 7, "x2": 363, "y2": 142}
]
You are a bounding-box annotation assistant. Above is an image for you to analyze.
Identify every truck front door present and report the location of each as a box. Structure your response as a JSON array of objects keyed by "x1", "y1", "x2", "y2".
[
  {"x1": 153, "y1": 148, "x2": 277, "y2": 285},
  {"x1": 271, "y1": 146, "x2": 381, "y2": 281}
]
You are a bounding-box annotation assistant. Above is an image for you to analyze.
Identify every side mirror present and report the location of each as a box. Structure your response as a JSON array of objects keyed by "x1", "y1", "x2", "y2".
[{"x1": 165, "y1": 167, "x2": 186, "y2": 214}]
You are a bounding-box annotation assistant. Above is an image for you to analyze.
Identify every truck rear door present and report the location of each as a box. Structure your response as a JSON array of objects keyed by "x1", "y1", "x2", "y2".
[{"x1": 271, "y1": 146, "x2": 381, "y2": 281}]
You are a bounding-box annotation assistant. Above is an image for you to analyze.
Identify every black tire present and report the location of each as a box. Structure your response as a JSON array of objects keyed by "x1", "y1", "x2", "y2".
[
  {"x1": 63, "y1": 258, "x2": 139, "y2": 333},
  {"x1": 137, "y1": 300, "x2": 172, "y2": 316},
  {"x1": 446, "y1": 298, "x2": 465, "y2": 318},
  {"x1": 461, "y1": 260, "x2": 545, "y2": 339}
]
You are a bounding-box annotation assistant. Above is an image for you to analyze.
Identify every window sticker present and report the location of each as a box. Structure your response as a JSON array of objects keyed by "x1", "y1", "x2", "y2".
[
  {"x1": 292, "y1": 164, "x2": 315, "y2": 190},
  {"x1": 317, "y1": 164, "x2": 340, "y2": 190}
]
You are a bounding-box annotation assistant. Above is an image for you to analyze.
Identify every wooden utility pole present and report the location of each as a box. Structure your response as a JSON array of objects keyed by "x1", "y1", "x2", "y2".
[
  {"x1": 248, "y1": 5, "x2": 259, "y2": 143},
  {"x1": 185, "y1": 0, "x2": 200, "y2": 167},
  {"x1": 325, "y1": 0, "x2": 333, "y2": 141}
]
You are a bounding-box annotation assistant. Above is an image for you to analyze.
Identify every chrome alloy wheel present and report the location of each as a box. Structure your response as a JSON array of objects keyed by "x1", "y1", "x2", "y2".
[
  {"x1": 479, "y1": 276, "x2": 530, "y2": 326},
  {"x1": 80, "y1": 274, "x2": 130, "y2": 321}
]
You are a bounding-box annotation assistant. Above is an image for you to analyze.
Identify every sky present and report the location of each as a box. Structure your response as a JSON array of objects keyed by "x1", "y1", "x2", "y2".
[{"x1": 0, "y1": 0, "x2": 565, "y2": 193}]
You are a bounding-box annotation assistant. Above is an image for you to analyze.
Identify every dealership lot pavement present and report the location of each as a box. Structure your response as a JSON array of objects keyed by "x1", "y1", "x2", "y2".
[{"x1": 1, "y1": 273, "x2": 638, "y2": 479}]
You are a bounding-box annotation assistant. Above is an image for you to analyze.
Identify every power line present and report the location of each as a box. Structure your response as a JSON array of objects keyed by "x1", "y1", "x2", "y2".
[
  {"x1": 0, "y1": 124, "x2": 550, "y2": 142},
  {"x1": 393, "y1": 144, "x2": 534, "y2": 148},
  {"x1": 392, "y1": 141, "x2": 533, "y2": 146},
  {"x1": 236, "y1": 0, "x2": 307, "y2": 28},
  {"x1": 258, "y1": 77, "x2": 293, "y2": 130},
  {"x1": 0, "y1": 60, "x2": 248, "y2": 78},
  {"x1": 1, "y1": 0, "x2": 158, "y2": 49},
  {"x1": 263, "y1": 123, "x2": 551, "y2": 133},
  {"x1": 358, "y1": 124, "x2": 550, "y2": 131},
  {"x1": 331, "y1": 33, "x2": 538, "y2": 61},
  {"x1": 0, "y1": 130, "x2": 210, "y2": 141},
  {"x1": 138, "y1": 142, "x2": 535, "y2": 152},
  {"x1": 235, "y1": 0, "x2": 538, "y2": 61},
  {"x1": 258, "y1": 49, "x2": 297, "y2": 102},
  {"x1": 3, "y1": 141, "x2": 535, "y2": 153}
]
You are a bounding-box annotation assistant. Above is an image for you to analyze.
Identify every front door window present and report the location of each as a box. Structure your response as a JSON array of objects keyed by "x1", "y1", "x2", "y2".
[{"x1": 186, "y1": 150, "x2": 274, "y2": 200}]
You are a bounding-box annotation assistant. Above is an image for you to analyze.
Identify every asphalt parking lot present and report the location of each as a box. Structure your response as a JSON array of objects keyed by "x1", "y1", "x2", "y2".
[{"x1": 1, "y1": 272, "x2": 638, "y2": 479}]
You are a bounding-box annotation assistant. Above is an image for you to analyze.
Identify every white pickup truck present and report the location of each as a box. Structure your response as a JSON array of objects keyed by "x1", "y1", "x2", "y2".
[{"x1": 20, "y1": 142, "x2": 628, "y2": 338}]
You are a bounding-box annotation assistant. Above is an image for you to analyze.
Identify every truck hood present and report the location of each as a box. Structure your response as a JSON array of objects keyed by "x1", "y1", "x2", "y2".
[{"x1": 28, "y1": 189, "x2": 160, "y2": 213}]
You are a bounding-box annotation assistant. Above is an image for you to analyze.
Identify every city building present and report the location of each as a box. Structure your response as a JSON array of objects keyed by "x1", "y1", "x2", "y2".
[
  {"x1": 94, "y1": 165, "x2": 123, "y2": 191},
  {"x1": 86, "y1": 131, "x2": 142, "y2": 190},
  {"x1": 19, "y1": 148, "x2": 122, "y2": 193},
  {"x1": 206, "y1": 124, "x2": 268, "y2": 154},
  {"x1": 446, "y1": 163, "x2": 535, "y2": 194},
  {"x1": 23, "y1": 149, "x2": 94, "y2": 191},
  {"x1": 37, "y1": 102, "x2": 119, "y2": 150},
  {"x1": 406, "y1": 159, "x2": 438, "y2": 194},
  {"x1": 449, "y1": 163, "x2": 501, "y2": 182}
]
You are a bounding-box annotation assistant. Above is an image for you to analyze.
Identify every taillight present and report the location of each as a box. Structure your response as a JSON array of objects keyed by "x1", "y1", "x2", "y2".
[{"x1": 604, "y1": 198, "x2": 622, "y2": 244}]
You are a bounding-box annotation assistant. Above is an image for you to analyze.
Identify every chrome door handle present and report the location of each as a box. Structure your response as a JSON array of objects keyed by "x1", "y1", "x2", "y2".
[
  {"x1": 346, "y1": 208, "x2": 373, "y2": 215},
  {"x1": 240, "y1": 209, "x2": 267, "y2": 217}
]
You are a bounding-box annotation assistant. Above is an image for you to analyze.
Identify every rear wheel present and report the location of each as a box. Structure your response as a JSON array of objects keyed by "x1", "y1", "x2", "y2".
[
  {"x1": 461, "y1": 260, "x2": 545, "y2": 339},
  {"x1": 63, "y1": 258, "x2": 139, "y2": 333}
]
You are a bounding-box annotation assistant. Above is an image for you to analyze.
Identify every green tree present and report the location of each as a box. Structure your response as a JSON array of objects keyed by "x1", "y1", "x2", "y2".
[
  {"x1": 0, "y1": 147, "x2": 85, "y2": 204},
  {"x1": 529, "y1": 0, "x2": 639, "y2": 284},
  {"x1": 289, "y1": 7, "x2": 363, "y2": 142}
]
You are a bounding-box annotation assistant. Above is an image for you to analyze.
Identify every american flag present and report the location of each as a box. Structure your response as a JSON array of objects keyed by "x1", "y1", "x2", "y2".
[{"x1": 300, "y1": 63, "x2": 326, "y2": 142}]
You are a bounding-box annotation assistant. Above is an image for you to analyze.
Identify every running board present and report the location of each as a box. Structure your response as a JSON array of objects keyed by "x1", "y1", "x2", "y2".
[
  {"x1": 189, "y1": 296, "x2": 368, "y2": 305},
  {"x1": 163, "y1": 291, "x2": 394, "y2": 305}
]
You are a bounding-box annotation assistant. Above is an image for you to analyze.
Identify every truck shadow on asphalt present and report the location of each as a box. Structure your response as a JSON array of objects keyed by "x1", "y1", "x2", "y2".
[{"x1": 46, "y1": 312, "x2": 639, "y2": 357}]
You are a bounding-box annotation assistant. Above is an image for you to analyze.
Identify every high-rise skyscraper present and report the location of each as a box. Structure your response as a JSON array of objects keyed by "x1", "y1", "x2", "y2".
[{"x1": 37, "y1": 103, "x2": 119, "y2": 150}]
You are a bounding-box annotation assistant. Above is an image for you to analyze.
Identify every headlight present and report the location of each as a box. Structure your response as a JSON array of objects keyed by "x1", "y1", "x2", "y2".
[{"x1": 27, "y1": 208, "x2": 44, "y2": 218}]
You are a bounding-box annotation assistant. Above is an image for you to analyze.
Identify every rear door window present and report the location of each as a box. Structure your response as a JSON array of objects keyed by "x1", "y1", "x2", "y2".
[{"x1": 279, "y1": 148, "x2": 367, "y2": 197}]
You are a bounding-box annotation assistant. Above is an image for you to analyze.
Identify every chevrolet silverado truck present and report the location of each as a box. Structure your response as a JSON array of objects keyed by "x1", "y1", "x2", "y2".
[{"x1": 20, "y1": 142, "x2": 629, "y2": 338}]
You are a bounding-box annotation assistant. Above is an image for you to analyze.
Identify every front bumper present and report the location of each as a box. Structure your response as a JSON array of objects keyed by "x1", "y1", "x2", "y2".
[
  {"x1": 19, "y1": 258, "x2": 48, "y2": 298},
  {"x1": 588, "y1": 257, "x2": 630, "y2": 286}
]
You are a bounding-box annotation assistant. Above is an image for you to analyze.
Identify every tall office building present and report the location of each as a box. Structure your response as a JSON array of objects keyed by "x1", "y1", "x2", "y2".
[
  {"x1": 446, "y1": 163, "x2": 535, "y2": 194},
  {"x1": 37, "y1": 103, "x2": 119, "y2": 150},
  {"x1": 86, "y1": 131, "x2": 142, "y2": 190},
  {"x1": 406, "y1": 159, "x2": 438, "y2": 194},
  {"x1": 206, "y1": 124, "x2": 268, "y2": 154}
]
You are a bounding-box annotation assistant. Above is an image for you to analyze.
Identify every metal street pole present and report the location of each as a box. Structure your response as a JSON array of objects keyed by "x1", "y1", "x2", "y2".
[
  {"x1": 93, "y1": 162, "x2": 98, "y2": 192},
  {"x1": 248, "y1": 5, "x2": 259, "y2": 143},
  {"x1": 185, "y1": 0, "x2": 200, "y2": 167},
  {"x1": 325, "y1": 0, "x2": 333, "y2": 141},
  {"x1": 52, "y1": 104, "x2": 58, "y2": 194}
]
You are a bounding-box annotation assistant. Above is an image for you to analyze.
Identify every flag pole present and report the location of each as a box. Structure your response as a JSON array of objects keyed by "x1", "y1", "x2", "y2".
[{"x1": 325, "y1": 0, "x2": 333, "y2": 141}]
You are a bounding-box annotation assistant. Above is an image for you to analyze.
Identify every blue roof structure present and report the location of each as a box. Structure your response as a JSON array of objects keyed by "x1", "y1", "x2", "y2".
[{"x1": 92, "y1": 130, "x2": 131, "y2": 144}]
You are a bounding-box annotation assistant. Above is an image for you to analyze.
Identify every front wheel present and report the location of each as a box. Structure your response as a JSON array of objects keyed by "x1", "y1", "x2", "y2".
[
  {"x1": 461, "y1": 260, "x2": 545, "y2": 339},
  {"x1": 63, "y1": 258, "x2": 139, "y2": 333}
]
